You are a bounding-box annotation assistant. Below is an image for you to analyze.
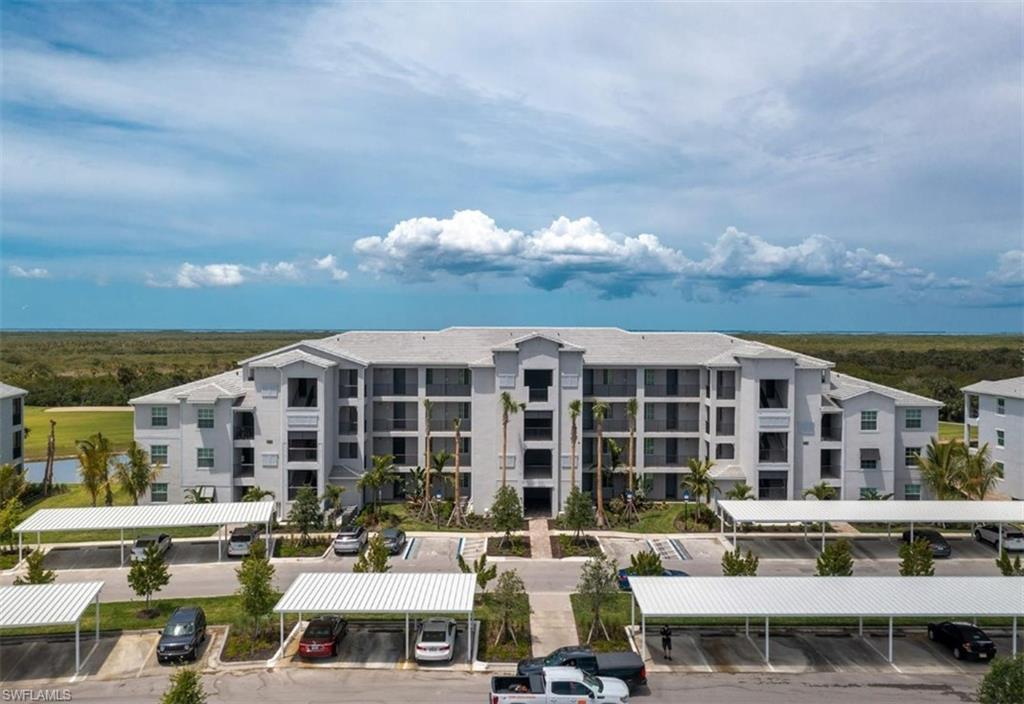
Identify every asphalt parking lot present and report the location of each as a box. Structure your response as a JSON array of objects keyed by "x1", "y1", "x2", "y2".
[
  {"x1": 736, "y1": 536, "x2": 997, "y2": 561},
  {"x1": 642, "y1": 627, "x2": 1015, "y2": 674},
  {"x1": 42, "y1": 540, "x2": 224, "y2": 571},
  {"x1": 281, "y1": 621, "x2": 472, "y2": 670}
]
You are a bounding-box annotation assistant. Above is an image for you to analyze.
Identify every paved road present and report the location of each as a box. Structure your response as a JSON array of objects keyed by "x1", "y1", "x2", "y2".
[{"x1": 26, "y1": 668, "x2": 983, "y2": 703}]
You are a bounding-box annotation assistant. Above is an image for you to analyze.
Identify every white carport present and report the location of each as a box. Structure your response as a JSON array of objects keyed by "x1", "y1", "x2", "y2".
[
  {"x1": 0, "y1": 581, "x2": 104, "y2": 674},
  {"x1": 274, "y1": 572, "x2": 477, "y2": 663},
  {"x1": 717, "y1": 500, "x2": 1024, "y2": 552},
  {"x1": 629, "y1": 576, "x2": 1024, "y2": 664},
  {"x1": 14, "y1": 501, "x2": 276, "y2": 566}
]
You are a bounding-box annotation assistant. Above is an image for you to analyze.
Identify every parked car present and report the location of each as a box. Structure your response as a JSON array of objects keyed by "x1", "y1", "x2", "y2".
[
  {"x1": 333, "y1": 525, "x2": 368, "y2": 555},
  {"x1": 227, "y1": 525, "x2": 263, "y2": 558},
  {"x1": 492, "y1": 667, "x2": 630, "y2": 704},
  {"x1": 517, "y1": 646, "x2": 647, "y2": 691},
  {"x1": 928, "y1": 621, "x2": 998, "y2": 661},
  {"x1": 900, "y1": 529, "x2": 952, "y2": 558},
  {"x1": 131, "y1": 533, "x2": 172, "y2": 562},
  {"x1": 414, "y1": 618, "x2": 457, "y2": 662},
  {"x1": 974, "y1": 524, "x2": 1024, "y2": 551},
  {"x1": 616, "y1": 567, "x2": 687, "y2": 592},
  {"x1": 157, "y1": 606, "x2": 206, "y2": 663},
  {"x1": 297, "y1": 615, "x2": 348, "y2": 659},
  {"x1": 381, "y1": 528, "x2": 407, "y2": 555}
]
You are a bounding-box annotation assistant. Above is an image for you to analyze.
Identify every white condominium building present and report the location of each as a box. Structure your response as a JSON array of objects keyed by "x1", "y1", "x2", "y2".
[
  {"x1": 963, "y1": 376, "x2": 1024, "y2": 500},
  {"x1": 131, "y1": 328, "x2": 941, "y2": 515},
  {"x1": 0, "y1": 382, "x2": 27, "y2": 472}
]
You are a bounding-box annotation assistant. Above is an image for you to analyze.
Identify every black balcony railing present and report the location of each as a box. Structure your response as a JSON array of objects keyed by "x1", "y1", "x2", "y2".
[
  {"x1": 584, "y1": 383, "x2": 638, "y2": 397},
  {"x1": 12, "y1": 444, "x2": 22, "y2": 460},
  {"x1": 287, "y1": 448, "x2": 318, "y2": 462},
  {"x1": 528, "y1": 387, "x2": 549, "y2": 402},
  {"x1": 373, "y1": 418, "x2": 417, "y2": 431},
  {"x1": 717, "y1": 386, "x2": 736, "y2": 400},
  {"x1": 425, "y1": 383, "x2": 471, "y2": 396},
  {"x1": 338, "y1": 385, "x2": 359, "y2": 399},
  {"x1": 233, "y1": 463, "x2": 255, "y2": 478},
  {"x1": 392, "y1": 454, "x2": 418, "y2": 466},
  {"x1": 716, "y1": 422, "x2": 736, "y2": 436},
  {"x1": 643, "y1": 454, "x2": 690, "y2": 467},
  {"x1": 821, "y1": 429, "x2": 842, "y2": 441},
  {"x1": 524, "y1": 464, "x2": 553, "y2": 479},
  {"x1": 583, "y1": 418, "x2": 630, "y2": 432},
  {"x1": 644, "y1": 384, "x2": 701, "y2": 397},
  {"x1": 759, "y1": 449, "x2": 788, "y2": 463},
  {"x1": 234, "y1": 425, "x2": 255, "y2": 440},
  {"x1": 821, "y1": 465, "x2": 841, "y2": 479},
  {"x1": 429, "y1": 418, "x2": 471, "y2": 432},
  {"x1": 373, "y1": 383, "x2": 418, "y2": 396},
  {"x1": 645, "y1": 419, "x2": 699, "y2": 432},
  {"x1": 338, "y1": 422, "x2": 359, "y2": 434},
  {"x1": 524, "y1": 427, "x2": 553, "y2": 440}
]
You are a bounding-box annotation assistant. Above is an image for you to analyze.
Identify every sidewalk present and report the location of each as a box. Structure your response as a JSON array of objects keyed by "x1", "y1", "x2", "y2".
[
  {"x1": 528, "y1": 518, "x2": 552, "y2": 559},
  {"x1": 529, "y1": 592, "x2": 578, "y2": 657}
]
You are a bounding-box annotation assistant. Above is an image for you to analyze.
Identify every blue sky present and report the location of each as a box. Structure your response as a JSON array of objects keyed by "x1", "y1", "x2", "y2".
[{"x1": 1, "y1": 2, "x2": 1021, "y2": 332}]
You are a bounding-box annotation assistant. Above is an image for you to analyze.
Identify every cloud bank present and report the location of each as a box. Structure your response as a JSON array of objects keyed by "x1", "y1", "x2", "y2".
[
  {"x1": 146, "y1": 256, "x2": 347, "y2": 289},
  {"x1": 8, "y1": 265, "x2": 50, "y2": 279}
]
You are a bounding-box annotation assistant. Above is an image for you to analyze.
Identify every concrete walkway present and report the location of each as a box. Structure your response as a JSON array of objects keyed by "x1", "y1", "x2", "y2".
[
  {"x1": 529, "y1": 592, "x2": 579, "y2": 657},
  {"x1": 528, "y1": 518, "x2": 552, "y2": 559}
]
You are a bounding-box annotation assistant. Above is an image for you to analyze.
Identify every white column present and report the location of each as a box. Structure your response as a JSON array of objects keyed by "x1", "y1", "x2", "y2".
[
  {"x1": 467, "y1": 612, "x2": 472, "y2": 664},
  {"x1": 858, "y1": 617, "x2": 863, "y2": 637},
  {"x1": 75, "y1": 620, "x2": 81, "y2": 673},
  {"x1": 405, "y1": 613, "x2": 410, "y2": 661},
  {"x1": 999, "y1": 523, "x2": 1004, "y2": 553},
  {"x1": 910, "y1": 522, "x2": 914, "y2": 543},
  {"x1": 279, "y1": 613, "x2": 284, "y2": 651},
  {"x1": 266, "y1": 520, "x2": 271, "y2": 554},
  {"x1": 631, "y1": 594, "x2": 635, "y2": 629},
  {"x1": 802, "y1": 523, "x2": 807, "y2": 543},
  {"x1": 1013, "y1": 616, "x2": 1017, "y2": 657},
  {"x1": 745, "y1": 617, "x2": 750, "y2": 637},
  {"x1": 95, "y1": 594, "x2": 100, "y2": 642},
  {"x1": 821, "y1": 524, "x2": 825, "y2": 552},
  {"x1": 764, "y1": 617, "x2": 770, "y2": 663},
  {"x1": 642, "y1": 615, "x2": 647, "y2": 660},
  {"x1": 887, "y1": 617, "x2": 893, "y2": 663},
  {"x1": 733, "y1": 519, "x2": 738, "y2": 550},
  {"x1": 120, "y1": 528, "x2": 124, "y2": 567},
  {"x1": 218, "y1": 525, "x2": 223, "y2": 562},
  {"x1": 17, "y1": 532, "x2": 22, "y2": 563}
]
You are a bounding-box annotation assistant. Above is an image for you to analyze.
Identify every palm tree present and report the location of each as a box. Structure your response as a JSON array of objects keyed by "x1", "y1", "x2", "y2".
[
  {"x1": 592, "y1": 400, "x2": 610, "y2": 527},
  {"x1": 359, "y1": 454, "x2": 396, "y2": 511},
  {"x1": 568, "y1": 400, "x2": 582, "y2": 489},
  {"x1": 448, "y1": 418, "x2": 466, "y2": 527},
  {"x1": 802, "y1": 481, "x2": 838, "y2": 501},
  {"x1": 322, "y1": 484, "x2": 346, "y2": 522},
  {"x1": 430, "y1": 450, "x2": 453, "y2": 498},
  {"x1": 604, "y1": 438, "x2": 625, "y2": 488},
  {"x1": 681, "y1": 458, "x2": 716, "y2": 525},
  {"x1": 499, "y1": 392, "x2": 526, "y2": 487},
  {"x1": 858, "y1": 488, "x2": 894, "y2": 501},
  {"x1": 625, "y1": 398, "x2": 638, "y2": 494},
  {"x1": 184, "y1": 487, "x2": 212, "y2": 504},
  {"x1": 420, "y1": 398, "x2": 434, "y2": 516},
  {"x1": 725, "y1": 481, "x2": 755, "y2": 500},
  {"x1": 112, "y1": 441, "x2": 159, "y2": 505},
  {"x1": 242, "y1": 486, "x2": 275, "y2": 502},
  {"x1": 960, "y1": 443, "x2": 1003, "y2": 500},
  {"x1": 918, "y1": 437, "x2": 967, "y2": 500},
  {"x1": 76, "y1": 433, "x2": 114, "y2": 507}
]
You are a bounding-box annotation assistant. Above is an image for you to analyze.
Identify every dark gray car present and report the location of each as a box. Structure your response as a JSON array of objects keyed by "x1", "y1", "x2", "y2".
[
  {"x1": 157, "y1": 606, "x2": 207, "y2": 663},
  {"x1": 381, "y1": 528, "x2": 407, "y2": 555}
]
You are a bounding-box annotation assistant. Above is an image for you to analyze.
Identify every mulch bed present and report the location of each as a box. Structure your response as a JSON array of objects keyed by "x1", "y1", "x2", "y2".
[
  {"x1": 220, "y1": 623, "x2": 294, "y2": 662},
  {"x1": 550, "y1": 535, "x2": 602, "y2": 559},
  {"x1": 486, "y1": 536, "x2": 532, "y2": 558}
]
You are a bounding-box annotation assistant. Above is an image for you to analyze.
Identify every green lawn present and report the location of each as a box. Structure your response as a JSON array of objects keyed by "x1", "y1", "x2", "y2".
[
  {"x1": 23, "y1": 406, "x2": 134, "y2": 460},
  {"x1": 552, "y1": 503, "x2": 719, "y2": 534},
  {"x1": 16, "y1": 484, "x2": 214, "y2": 543},
  {"x1": 360, "y1": 502, "x2": 493, "y2": 532},
  {"x1": 939, "y1": 421, "x2": 963, "y2": 442}
]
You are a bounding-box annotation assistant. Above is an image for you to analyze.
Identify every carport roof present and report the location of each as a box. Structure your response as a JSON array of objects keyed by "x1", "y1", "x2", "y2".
[
  {"x1": 0, "y1": 582, "x2": 103, "y2": 628},
  {"x1": 629, "y1": 576, "x2": 1024, "y2": 618},
  {"x1": 274, "y1": 572, "x2": 476, "y2": 615},
  {"x1": 15, "y1": 501, "x2": 275, "y2": 534},
  {"x1": 718, "y1": 500, "x2": 1024, "y2": 525}
]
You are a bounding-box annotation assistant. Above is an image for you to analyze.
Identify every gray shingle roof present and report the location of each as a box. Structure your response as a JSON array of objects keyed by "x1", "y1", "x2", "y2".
[
  {"x1": 828, "y1": 372, "x2": 942, "y2": 407},
  {"x1": 962, "y1": 376, "x2": 1024, "y2": 400},
  {"x1": 0, "y1": 382, "x2": 28, "y2": 400}
]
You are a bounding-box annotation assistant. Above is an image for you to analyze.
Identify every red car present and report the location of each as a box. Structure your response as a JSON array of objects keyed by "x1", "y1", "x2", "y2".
[{"x1": 297, "y1": 615, "x2": 348, "y2": 658}]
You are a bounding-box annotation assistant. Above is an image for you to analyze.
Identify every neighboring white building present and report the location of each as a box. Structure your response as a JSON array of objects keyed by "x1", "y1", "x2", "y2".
[
  {"x1": 131, "y1": 328, "x2": 942, "y2": 515},
  {"x1": 0, "y1": 382, "x2": 27, "y2": 472},
  {"x1": 963, "y1": 376, "x2": 1024, "y2": 500}
]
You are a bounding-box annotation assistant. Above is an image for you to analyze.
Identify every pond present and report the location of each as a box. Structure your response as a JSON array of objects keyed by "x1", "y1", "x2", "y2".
[{"x1": 23, "y1": 454, "x2": 127, "y2": 485}]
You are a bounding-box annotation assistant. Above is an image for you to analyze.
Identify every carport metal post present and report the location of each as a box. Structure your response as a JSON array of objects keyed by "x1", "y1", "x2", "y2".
[
  {"x1": 858, "y1": 617, "x2": 863, "y2": 637},
  {"x1": 641, "y1": 614, "x2": 647, "y2": 660},
  {"x1": 17, "y1": 531, "x2": 22, "y2": 563},
  {"x1": 265, "y1": 518, "x2": 271, "y2": 554},
  {"x1": 732, "y1": 515, "x2": 738, "y2": 550},
  {"x1": 75, "y1": 618, "x2": 80, "y2": 674},
  {"x1": 909, "y1": 522, "x2": 914, "y2": 543},
  {"x1": 466, "y1": 610, "x2": 472, "y2": 664},
  {"x1": 405, "y1": 612, "x2": 410, "y2": 661},
  {"x1": 764, "y1": 617, "x2": 770, "y2": 664},
  {"x1": 119, "y1": 528, "x2": 125, "y2": 567},
  {"x1": 821, "y1": 523, "x2": 826, "y2": 552},
  {"x1": 887, "y1": 617, "x2": 893, "y2": 663},
  {"x1": 998, "y1": 523, "x2": 1003, "y2": 553},
  {"x1": 217, "y1": 525, "x2": 222, "y2": 562},
  {"x1": 1013, "y1": 616, "x2": 1017, "y2": 656},
  {"x1": 95, "y1": 592, "x2": 100, "y2": 642},
  {"x1": 279, "y1": 612, "x2": 284, "y2": 651}
]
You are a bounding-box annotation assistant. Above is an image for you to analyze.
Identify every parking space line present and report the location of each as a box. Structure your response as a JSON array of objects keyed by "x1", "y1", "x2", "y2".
[
  {"x1": 137, "y1": 637, "x2": 160, "y2": 678},
  {"x1": 403, "y1": 538, "x2": 416, "y2": 560},
  {"x1": 860, "y1": 636, "x2": 900, "y2": 673},
  {"x1": 0, "y1": 641, "x2": 38, "y2": 684},
  {"x1": 69, "y1": 641, "x2": 101, "y2": 684}
]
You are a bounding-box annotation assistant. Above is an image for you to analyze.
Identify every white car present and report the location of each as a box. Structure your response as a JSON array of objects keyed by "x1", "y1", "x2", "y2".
[
  {"x1": 975, "y1": 524, "x2": 1024, "y2": 551},
  {"x1": 131, "y1": 534, "x2": 172, "y2": 561},
  {"x1": 227, "y1": 526, "x2": 262, "y2": 558},
  {"x1": 414, "y1": 618, "x2": 457, "y2": 662}
]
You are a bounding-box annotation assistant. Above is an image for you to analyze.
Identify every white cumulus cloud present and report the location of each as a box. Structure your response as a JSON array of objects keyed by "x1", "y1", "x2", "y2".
[
  {"x1": 147, "y1": 255, "x2": 348, "y2": 288},
  {"x1": 313, "y1": 254, "x2": 349, "y2": 282},
  {"x1": 990, "y1": 249, "x2": 1024, "y2": 287},
  {"x1": 7, "y1": 265, "x2": 50, "y2": 279}
]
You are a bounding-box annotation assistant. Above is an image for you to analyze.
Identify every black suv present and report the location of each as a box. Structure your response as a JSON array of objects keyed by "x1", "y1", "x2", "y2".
[{"x1": 157, "y1": 606, "x2": 207, "y2": 663}]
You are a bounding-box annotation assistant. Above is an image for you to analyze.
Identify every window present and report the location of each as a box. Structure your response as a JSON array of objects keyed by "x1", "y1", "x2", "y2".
[
  {"x1": 758, "y1": 432, "x2": 787, "y2": 463},
  {"x1": 904, "y1": 408, "x2": 921, "y2": 430},
  {"x1": 904, "y1": 447, "x2": 920, "y2": 467},
  {"x1": 644, "y1": 404, "x2": 655, "y2": 421},
  {"x1": 150, "y1": 445, "x2": 168, "y2": 466},
  {"x1": 644, "y1": 438, "x2": 655, "y2": 455},
  {"x1": 197, "y1": 406, "x2": 215, "y2": 428},
  {"x1": 758, "y1": 379, "x2": 788, "y2": 409},
  {"x1": 860, "y1": 410, "x2": 878, "y2": 432},
  {"x1": 859, "y1": 487, "x2": 878, "y2": 499},
  {"x1": 288, "y1": 431, "x2": 318, "y2": 462},
  {"x1": 288, "y1": 378, "x2": 317, "y2": 408},
  {"x1": 151, "y1": 483, "x2": 168, "y2": 503},
  {"x1": 338, "y1": 442, "x2": 358, "y2": 459},
  {"x1": 716, "y1": 443, "x2": 735, "y2": 460},
  {"x1": 904, "y1": 484, "x2": 922, "y2": 501},
  {"x1": 996, "y1": 429, "x2": 1005, "y2": 448},
  {"x1": 460, "y1": 472, "x2": 471, "y2": 490},
  {"x1": 151, "y1": 407, "x2": 168, "y2": 427},
  {"x1": 995, "y1": 461, "x2": 1005, "y2": 474},
  {"x1": 12, "y1": 397, "x2": 22, "y2": 426},
  {"x1": 197, "y1": 448, "x2": 214, "y2": 469},
  {"x1": 645, "y1": 370, "x2": 656, "y2": 385},
  {"x1": 996, "y1": 398, "x2": 1005, "y2": 415},
  {"x1": 859, "y1": 449, "x2": 878, "y2": 470},
  {"x1": 12, "y1": 431, "x2": 21, "y2": 459}
]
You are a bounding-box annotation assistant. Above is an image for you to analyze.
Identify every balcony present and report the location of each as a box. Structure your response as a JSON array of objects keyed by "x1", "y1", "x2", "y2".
[
  {"x1": 645, "y1": 418, "x2": 699, "y2": 432},
  {"x1": 821, "y1": 428, "x2": 842, "y2": 442},
  {"x1": 338, "y1": 384, "x2": 359, "y2": 399},
  {"x1": 234, "y1": 425, "x2": 255, "y2": 440},
  {"x1": 524, "y1": 463, "x2": 553, "y2": 480},
  {"x1": 716, "y1": 422, "x2": 735, "y2": 436},
  {"x1": 338, "y1": 421, "x2": 359, "y2": 434},
  {"x1": 373, "y1": 417, "x2": 418, "y2": 432},
  {"x1": 233, "y1": 463, "x2": 255, "y2": 479},
  {"x1": 426, "y1": 383, "x2": 471, "y2": 396},
  {"x1": 429, "y1": 417, "x2": 471, "y2": 432},
  {"x1": 12, "y1": 444, "x2": 22, "y2": 460},
  {"x1": 821, "y1": 465, "x2": 841, "y2": 480},
  {"x1": 644, "y1": 384, "x2": 700, "y2": 398},
  {"x1": 584, "y1": 383, "x2": 637, "y2": 397},
  {"x1": 643, "y1": 454, "x2": 690, "y2": 467},
  {"x1": 583, "y1": 417, "x2": 630, "y2": 432},
  {"x1": 373, "y1": 383, "x2": 417, "y2": 396},
  {"x1": 288, "y1": 448, "x2": 318, "y2": 462},
  {"x1": 759, "y1": 449, "x2": 788, "y2": 463},
  {"x1": 391, "y1": 454, "x2": 418, "y2": 466}
]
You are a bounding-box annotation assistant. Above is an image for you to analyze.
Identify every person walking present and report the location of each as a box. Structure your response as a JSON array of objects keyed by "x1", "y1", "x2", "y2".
[{"x1": 660, "y1": 624, "x2": 673, "y2": 660}]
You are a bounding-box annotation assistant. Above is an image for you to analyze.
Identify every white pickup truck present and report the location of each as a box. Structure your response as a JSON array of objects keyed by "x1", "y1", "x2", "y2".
[{"x1": 489, "y1": 666, "x2": 630, "y2": 704}]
